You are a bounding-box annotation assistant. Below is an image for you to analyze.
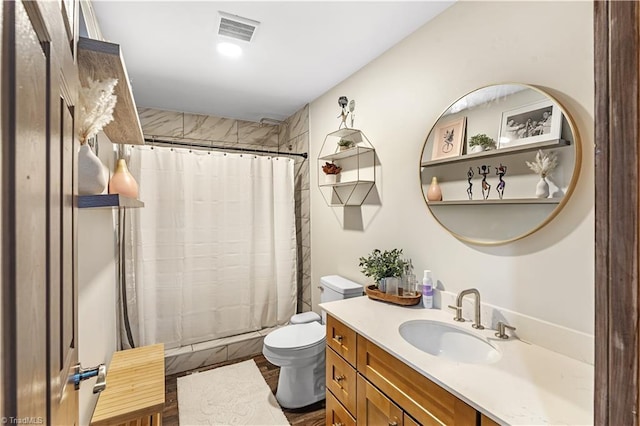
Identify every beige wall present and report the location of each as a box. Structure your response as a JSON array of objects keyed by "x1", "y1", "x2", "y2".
[
  {"x1": 310, "y1": 1, "x2": 594, "y2": 346},
  {"x1": 78, "y1": 136, "x2": 118, "y2": 426}
]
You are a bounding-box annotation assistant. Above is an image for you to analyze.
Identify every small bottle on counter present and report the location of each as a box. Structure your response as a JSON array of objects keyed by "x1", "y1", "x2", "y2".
[{"x1": 422, "y1": 270, "x2": 433, "y2": 308}]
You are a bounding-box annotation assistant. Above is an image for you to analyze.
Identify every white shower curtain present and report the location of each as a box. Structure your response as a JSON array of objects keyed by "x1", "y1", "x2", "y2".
[{"x1": 123, "y1": 146, "x2": 297, "y2": 349}]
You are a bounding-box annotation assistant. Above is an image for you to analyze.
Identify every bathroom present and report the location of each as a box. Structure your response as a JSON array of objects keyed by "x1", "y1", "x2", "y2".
[{"x1": 2, "y1": 0, "x2": 633, "y2": 425}]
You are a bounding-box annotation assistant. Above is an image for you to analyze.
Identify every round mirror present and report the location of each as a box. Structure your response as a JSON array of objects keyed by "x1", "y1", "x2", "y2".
[{"x1": 420, "y1": 83, "x2": 581, "y2": 245}]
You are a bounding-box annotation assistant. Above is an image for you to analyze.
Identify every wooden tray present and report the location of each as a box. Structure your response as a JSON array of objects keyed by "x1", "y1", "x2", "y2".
[{"x1": 365, "y1": 285, "x2": 422, "y2": 306}]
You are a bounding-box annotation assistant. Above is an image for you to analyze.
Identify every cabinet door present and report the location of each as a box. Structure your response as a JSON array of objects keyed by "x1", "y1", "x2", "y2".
[
  {"x1": 357, "y1": 374, "x2": 404, "y2": 426},
  {"x1": 357, "y1": 335, "x2": 477, "y2": 425},
  {"x1": 481, "y1": 413, "x2": 501, "y2": 426},
  {"x1": 326, "y1": 390, "x2": 356, "y2": 426},
  {"x1": 404, "y1": 413, "x2": 420, "y2": 426}
]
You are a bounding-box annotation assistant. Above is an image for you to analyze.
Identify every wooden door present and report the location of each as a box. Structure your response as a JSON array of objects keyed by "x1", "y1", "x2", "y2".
[
  {"x1": 594, "y1": 1, "x2": 640, "y2": 425},
  {"x1": 2, "y1": 1, "x2": 78, "y2": 424},
  {"x1": 357, "y1": 375, "x2": 404, "y2": 426}
]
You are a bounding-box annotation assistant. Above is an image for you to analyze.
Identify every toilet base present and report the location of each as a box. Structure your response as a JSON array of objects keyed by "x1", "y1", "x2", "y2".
[{"x1": 274, "y1": 351, "x2": 326, "y2": 409}]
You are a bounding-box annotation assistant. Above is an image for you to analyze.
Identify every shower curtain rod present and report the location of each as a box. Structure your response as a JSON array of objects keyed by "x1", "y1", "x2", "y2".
[{"x1": 144, "y1": 138, "x2": 308, "y2": 159}]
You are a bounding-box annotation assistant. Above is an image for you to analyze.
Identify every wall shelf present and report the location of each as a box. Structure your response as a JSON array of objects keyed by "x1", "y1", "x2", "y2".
[
  {"x1": 318, "y1": 129, "x2": 375, "y2": 207},
  {"x1": 78, "y1": 194, "x2": 144, "y2": 209},
  {"x1": 421, "y1": 139, "x2": 570, "y2": 167},
  {"x1": 77, "y1": 37, "x2": 144, "y2": 145},
  {"x1": 428, "y1": 198, "x2": 560, "y2": 206}
]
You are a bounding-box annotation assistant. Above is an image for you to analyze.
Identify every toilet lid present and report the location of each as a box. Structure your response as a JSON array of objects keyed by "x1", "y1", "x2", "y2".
[{"x1": 264, "y1": 322, "x2": 325, "y2": 350}]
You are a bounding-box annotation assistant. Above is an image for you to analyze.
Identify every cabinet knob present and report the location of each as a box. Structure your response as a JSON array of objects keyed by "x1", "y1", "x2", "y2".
[
  {"x1": 332, "y1": 423, "x2": 344, "y2": 426},
  {"x1": 334, "y1": 334, "x2": 343, "y2": 342},
  {"x1": 388, "y1": 421, "x2": 398, "y2": 426},
  {"x1": 334, "y1": 374, "x2": 345, "y2": 387}
]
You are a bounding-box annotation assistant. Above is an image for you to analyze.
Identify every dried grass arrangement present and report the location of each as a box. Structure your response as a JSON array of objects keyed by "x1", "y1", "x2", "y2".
[{"x1": 77, "y1": 77, "x2": 118, "y2": 145}]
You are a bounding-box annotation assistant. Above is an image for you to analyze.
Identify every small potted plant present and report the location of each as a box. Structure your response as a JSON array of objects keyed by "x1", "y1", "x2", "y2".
[
  {"x1": 468, "y1": 133, "x2": 496, "y2": 153},
  {"x1": 322, "y1": 161, "x2": 342, "y2": 184},
  {"x1": 337, "y1": 138, "x2": 355, "y2": 152},
  {"x1": 358, "y1": 248, "x2": 408, "y2": 293}
]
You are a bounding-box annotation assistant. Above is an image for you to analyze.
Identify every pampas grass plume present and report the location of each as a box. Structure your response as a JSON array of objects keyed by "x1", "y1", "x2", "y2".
[{"x1": 78, "y1": 77, "x2": 118, "y2": 144}]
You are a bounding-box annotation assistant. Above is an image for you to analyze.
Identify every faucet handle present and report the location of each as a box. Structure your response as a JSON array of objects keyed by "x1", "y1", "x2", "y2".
[
  {"x1": 495, "y1": 321, "x2": 516, "y2": 339},
  {"x1": 447, "y1": 305, "x2": 464, "y2": 322}
]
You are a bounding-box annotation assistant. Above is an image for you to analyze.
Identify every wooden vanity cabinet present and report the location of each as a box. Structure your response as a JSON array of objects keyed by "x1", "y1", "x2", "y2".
[{"x1": 326, "y1": 314, "x2": 481, "y2": 426}]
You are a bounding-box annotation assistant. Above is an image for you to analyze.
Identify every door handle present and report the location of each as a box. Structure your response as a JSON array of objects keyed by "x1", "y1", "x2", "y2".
[{"x1": 72, "y1": 363, "x2": 107, "y2": 393}]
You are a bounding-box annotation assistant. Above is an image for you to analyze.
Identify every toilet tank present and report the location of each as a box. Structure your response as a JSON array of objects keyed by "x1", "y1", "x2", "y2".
[
  {"x1": 320, "y1": 275, "x2": 363, "y2": 323},
  {"x1": 320, "y1": 275, "x2": 363, "y2": 303}
]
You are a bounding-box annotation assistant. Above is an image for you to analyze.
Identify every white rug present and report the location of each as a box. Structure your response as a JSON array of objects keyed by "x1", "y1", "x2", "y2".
[{"x1": 177, "y1": 360, "x2": 290, "y2": 426}]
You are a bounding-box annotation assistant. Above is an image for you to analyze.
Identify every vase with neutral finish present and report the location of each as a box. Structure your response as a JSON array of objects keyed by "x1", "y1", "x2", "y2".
[
  {"x1": 78, "y1": 144, "x2": 108, "y2": 195},
  {"x1": 427, "y1": 176, "x2": 442, "y2": 201},
  {"x1": 109, "y1": 158, "x2": 139, "y2": 198},
  {"x1": 535, "y1": 176, "x2": 550, "y2": 198},
  {"x1": 325, "y1": 174, "x2": 339, "y2": 184}
]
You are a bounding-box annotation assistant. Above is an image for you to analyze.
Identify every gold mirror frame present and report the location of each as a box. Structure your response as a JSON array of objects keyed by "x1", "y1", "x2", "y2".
[{"x1": 419, "y1": 83, "x2": 582, "y2": 246}]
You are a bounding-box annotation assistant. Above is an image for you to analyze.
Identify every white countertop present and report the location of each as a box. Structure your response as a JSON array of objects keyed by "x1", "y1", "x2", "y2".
[{"x1": 320, "y1": 296, "x2": 593, "y2": 426}]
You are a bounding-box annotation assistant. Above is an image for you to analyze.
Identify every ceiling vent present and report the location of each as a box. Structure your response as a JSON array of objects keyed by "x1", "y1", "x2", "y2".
[{"x1": 218, "y1": 12, "x2": 260, "y2": 43}]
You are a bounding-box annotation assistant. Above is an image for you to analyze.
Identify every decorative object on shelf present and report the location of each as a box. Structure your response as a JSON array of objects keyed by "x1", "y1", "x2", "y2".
[
  {"x1": 427, "y1": 177, "x2": 443, "y2": 201},
  {"x1": 78, "y1": 141, "x2": 109, "y2": 195},
  {"x1": 76, "y1": 77, "x2": 118, "y2": 195},
  {"x1": 431, "y1": 117, "x2": 466, "y2": 160},
  {"x1": 477, "y1": 165, "x2": 492, "y2": 200},
  {"x1": 526, "y1": 149, "x2": 558, "y2": 198},
  {"x1": 77, "y1": 77, "x2": 118, "y2": 144},
  {"x1": 321, "y1": 161, "x2": 342, "y2": 184},
  {"x1": 109, "y1": 158, "x2": 139, "y2": 199},
  {"x1": 498, "y1": 99, "x2": 562, "y2": 149},
  {"x1": 466, "y1": 167, "x2": 474, "y2": 200},
  {"x1": 337, "y1": 138, "x2": 355, "y2": 151},
  {"x1": 349, "y1": 99, "x2": 356, "y2": 128},
  {"x1": 358, "y1": 248, "x2": 409, "y2": 293},
  {"x1": 337, "y1": 96, "x2": 350, "y2": 129},
  {"x1": 468, "y1": 133, "x2": 496, "y2": 154},
  {"x1": 495, "y1": 164, "x2": 507, "y2": 199}
]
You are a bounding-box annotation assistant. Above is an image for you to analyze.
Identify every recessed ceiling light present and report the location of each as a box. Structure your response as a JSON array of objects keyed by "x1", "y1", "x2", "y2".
[{"x1": 217, "y1": 42, "x2": 242, "y2": 58}]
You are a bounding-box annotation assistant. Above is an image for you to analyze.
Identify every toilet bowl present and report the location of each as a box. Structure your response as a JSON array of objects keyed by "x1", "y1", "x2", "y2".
[{"x1": 262, "y1": 275, "x2": 363, "y2": 409}]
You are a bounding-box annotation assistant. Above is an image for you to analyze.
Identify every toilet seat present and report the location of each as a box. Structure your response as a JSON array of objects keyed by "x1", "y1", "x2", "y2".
[{"x1": 264, "y1": 322, "x2": 325, "y2": 351}]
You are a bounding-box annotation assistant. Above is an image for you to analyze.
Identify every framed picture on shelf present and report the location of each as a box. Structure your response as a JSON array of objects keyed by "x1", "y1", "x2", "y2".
[
  {"x1": 498, "y1": 100, "x2": 562, "y2": 149},
  {"x1": 430, "y1": 117, "x2": 466, "y2": 160}
]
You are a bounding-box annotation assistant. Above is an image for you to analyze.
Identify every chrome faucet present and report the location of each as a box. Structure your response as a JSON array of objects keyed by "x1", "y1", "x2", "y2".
[{"x1": 448, "y1": 288, "x2": 484, "y2": 330}]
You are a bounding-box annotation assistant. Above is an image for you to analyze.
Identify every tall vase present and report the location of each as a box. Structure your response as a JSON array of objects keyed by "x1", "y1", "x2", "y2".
[
  {"x1": 427, "y1": 176, "x2": 442, "y2": 201},
  {"x1": 109, "y1": 158, "x2": 139, "y2": 199},
  {"x1": 78, "y1": 144, "x2": 108, "y2": 195},
  {"x1": 535, "y1": 176, "x2": 549, "y2": 198}
]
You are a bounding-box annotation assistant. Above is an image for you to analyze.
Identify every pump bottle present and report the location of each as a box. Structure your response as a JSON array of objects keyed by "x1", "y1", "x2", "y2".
[{"x1": 422, "y1": 270, "x2": 433, "y2": 308}]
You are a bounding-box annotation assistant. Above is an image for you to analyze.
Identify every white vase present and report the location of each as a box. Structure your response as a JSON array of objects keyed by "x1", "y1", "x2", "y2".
[
  {"x1": 469, "y1": 145, "x2": 483, "y2": 154},
  {"x1": 535, "y1": 176, "x2": 550, "y2": 198},
  {"x1": 78, "y1": 144, "x2": 108, "y2": 195},
  {"x1": 325, "y1": 174, "x2": 339, "y2": 184}
]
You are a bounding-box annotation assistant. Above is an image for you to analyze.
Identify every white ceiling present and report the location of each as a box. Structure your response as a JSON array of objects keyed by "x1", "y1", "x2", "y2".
[{"x1": 91, "y1": 1, "x2": 454, "y2": 123}]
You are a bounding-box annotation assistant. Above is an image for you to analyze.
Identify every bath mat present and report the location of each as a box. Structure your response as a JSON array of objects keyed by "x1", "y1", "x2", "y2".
[{"x1": 177, "y1": 360, "x2": 290, "y2": 425}]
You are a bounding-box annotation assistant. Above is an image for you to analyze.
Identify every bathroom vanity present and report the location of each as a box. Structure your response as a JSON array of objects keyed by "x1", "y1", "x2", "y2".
[{"x1": 321, "y1": 297, "x2": 593, "y2": 425}]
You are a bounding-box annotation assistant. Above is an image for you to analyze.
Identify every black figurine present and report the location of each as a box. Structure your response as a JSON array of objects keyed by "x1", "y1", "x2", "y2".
[
  {"x1": 496, "y1": 163, "x2": 507, "y2": 199},
  {"x1": 466, "y1": 167, "x2": 474, "y2": 200},
  {"x1": 478, "y1": 165, "x2": 491, "y2": 200},
  {"x1": 337, "y1": 96, "x2": 349, "y2": 129}
]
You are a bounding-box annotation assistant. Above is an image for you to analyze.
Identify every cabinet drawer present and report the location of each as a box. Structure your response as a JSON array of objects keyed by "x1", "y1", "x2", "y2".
[
  {"x1": 357, "y1": 335, "x2": 476, "y2": 425},
  {"x1": 326, "y1": 315, "x2": 357, "y2": 366},
  {"x1": 326, "y1": 347, "x2": 357, "y2": 417},
  {"x1": 326, "y1": 390, "x2": 356, "y2": 426}
]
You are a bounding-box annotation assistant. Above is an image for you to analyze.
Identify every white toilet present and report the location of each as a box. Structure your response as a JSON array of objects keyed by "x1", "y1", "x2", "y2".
[{"x1": 262, "y1": 275, "x2": 363, "y2": 409}]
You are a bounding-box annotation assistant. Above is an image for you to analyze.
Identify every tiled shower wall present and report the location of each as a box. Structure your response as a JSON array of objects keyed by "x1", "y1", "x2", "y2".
[{"x1": 137, "y1": 106, "x2": 311, "y2": 313}]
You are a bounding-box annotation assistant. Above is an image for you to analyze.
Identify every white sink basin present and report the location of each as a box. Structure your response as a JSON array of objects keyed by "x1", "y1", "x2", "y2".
[{"x1": 399, "y1": 320, "x2": 501, "y2": 364}]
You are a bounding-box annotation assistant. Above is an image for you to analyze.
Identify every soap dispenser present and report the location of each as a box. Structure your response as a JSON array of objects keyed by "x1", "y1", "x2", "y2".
[{"x1": 422, "y1": 270, "x2": 433, "y2": 308}]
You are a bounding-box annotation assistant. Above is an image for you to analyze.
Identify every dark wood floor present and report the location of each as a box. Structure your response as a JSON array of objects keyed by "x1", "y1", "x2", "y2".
[{"x1": 163, "y1": 354, "x2": 325, "y2": 425}]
